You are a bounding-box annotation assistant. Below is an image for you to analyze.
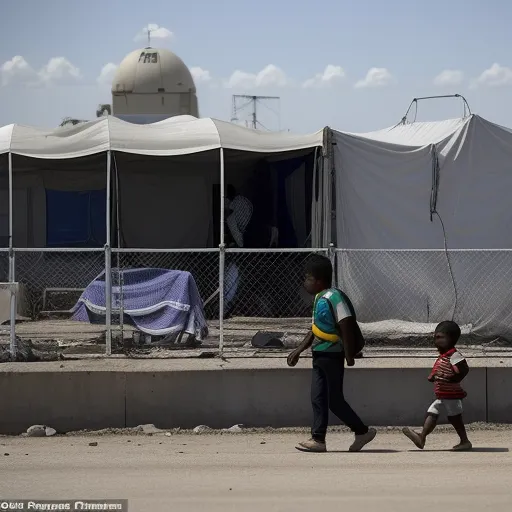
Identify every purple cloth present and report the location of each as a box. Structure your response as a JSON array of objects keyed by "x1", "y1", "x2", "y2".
[{"x1": 72, "y1": 268, "x2": 208, "y2": 340}]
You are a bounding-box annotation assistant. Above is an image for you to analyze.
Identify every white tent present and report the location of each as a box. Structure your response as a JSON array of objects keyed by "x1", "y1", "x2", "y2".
[
  {"x1": 0, "y1": 116, "x2": 324, "y2": 157},
  {"x1": 0, "y1": 116, "x2": 329, "y2": 250},
  {"x1": 332, "y1": 114, "x2": 512, "y2": 337}
]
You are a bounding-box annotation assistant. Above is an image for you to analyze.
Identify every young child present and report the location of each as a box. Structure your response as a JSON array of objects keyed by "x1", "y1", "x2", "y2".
[
  {"x1": 403, "y1": 320, "x2": 472, "y2": 451},
  {"x1": 287, "y1": 254, "x2": 376, "y2": 453}
]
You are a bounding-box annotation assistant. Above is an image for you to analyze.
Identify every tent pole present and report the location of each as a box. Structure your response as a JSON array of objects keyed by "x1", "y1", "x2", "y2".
[
  {"x1": 219, "y1": 147, "x2": 225, "y2": 356},
  {"x1": 311, "y1": 146, "x2": 319, "y2": 248},
  {"x1": 105, "y1": 150, "x2": 112, "y2": 356},
  {"x1": 8, "y1": 151, "x2": 16, "y2": 359},
  {"x1": 113, "y1": 152, "x2": 124, "y2": 348}
]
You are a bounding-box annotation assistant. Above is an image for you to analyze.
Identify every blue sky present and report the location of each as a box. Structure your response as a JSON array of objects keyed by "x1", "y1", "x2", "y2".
[{"x1": 1, "y1": 0, "x2": 511, "y2": 133}]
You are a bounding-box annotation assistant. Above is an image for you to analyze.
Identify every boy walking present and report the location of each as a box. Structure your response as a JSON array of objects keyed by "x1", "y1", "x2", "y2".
[
  {"x1": 403, "y1": 320, "x2": 472, "y2": 451},
  {"x1": 287, "y1": 255, "x2": 376, "y2": 453}
]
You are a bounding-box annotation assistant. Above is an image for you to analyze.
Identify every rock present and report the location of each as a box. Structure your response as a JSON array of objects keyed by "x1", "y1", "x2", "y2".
[
  {"x1": 193, "y1": 425, "x2": 211, "y2": 434},
  {"x1": 26, "y1": 425, "x2": 57, "y2": 437},
  {"x1": 260, "y1": 441, "x2": 266, "y2": 444},
  {"x1": 45, "y1": 427, "x2": 57, "y2": 437},
  {"x1": 165, "y1": 432, "x2": 172, "y2": 437},
  {"x1": 138, "y1": 424, "x2": 165, "y2": 435},
  {"x1": 223, "y1": 424, "x2": 244, "y2": 433},
  {"x1": 26, "y1": 425, "x2": 46, "y2": 437},
  {"x1": 89, "y1": 442, "x2": 98, "y2": 447}
]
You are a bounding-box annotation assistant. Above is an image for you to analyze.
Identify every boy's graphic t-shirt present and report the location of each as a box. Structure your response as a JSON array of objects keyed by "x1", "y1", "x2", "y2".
[
  {"x1": 429, "y1": 348, "x2": 467, "y2": 399},
  {"x1": 311, "y1": 289, "x2": 354, "y2": 353}
]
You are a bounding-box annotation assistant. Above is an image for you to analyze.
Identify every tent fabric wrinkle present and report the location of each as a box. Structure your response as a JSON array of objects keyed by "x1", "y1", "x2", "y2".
[
  {"x1": 0, "y1": 115, "x2": 324, "y2": 159},
  {"x1": 341, "y1": 117, "x2": 470, "y2": 147}
]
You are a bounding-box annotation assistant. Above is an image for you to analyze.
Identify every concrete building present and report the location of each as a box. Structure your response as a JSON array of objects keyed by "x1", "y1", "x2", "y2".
[{"x1": 111, "y1": 47, "x2": 199, "y2": 119}]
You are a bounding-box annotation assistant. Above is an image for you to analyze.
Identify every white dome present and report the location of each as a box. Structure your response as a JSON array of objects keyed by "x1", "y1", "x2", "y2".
[{"x1": 112, "y1": 47, "x2": 196, "y2": 94}]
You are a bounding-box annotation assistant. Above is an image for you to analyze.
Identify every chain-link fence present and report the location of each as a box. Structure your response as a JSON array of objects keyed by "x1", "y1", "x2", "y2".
[
  {"x1": 221, "y1": 249, "x2": 329, "y2": 351},
  {"x1": 337, "y1": 249, "x2": 512, "y2": 342},
  {"x1": 6, "y1": 247, "x2": 512, "y2": 357},
  {"x1": 12, "y1": 249, "x2": 106, "y2": 355},
  {"x1": 110, "y1": 249, "x2": 220, "y2": 351}
]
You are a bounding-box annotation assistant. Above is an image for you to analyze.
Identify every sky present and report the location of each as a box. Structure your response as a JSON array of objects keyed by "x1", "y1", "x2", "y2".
[{"x1": 1, "y1": 0, "x2": 512, "y2": 133}]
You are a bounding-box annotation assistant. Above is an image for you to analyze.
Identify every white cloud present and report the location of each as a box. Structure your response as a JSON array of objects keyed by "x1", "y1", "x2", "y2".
[
  {"x1": 97, "y1": 63, "x2": 118, "y2": 85},
  {"x1": 433, "y1": 69, "x2": 464, "y2": 87},
  {"x1": 190, "y1": 66, "x2": 212, "y2": 83},
  {"x1": 39, "y1": 57, "x2": 81, "y2": 85},
  {"x1": 1, "y1": 56, "x2": 81, "y2": 87},
  {"x1": 225, "y1": 64, "x2": 288, "y2": 89},
  {"x1": 302, "y1": 65, "x2": 345, "y2": 88},
  {"x1": 1, "y1": 56, "x2": 38, "y2": 86},
  {"x1": 354, "y1": 67, "x2": 394, "y2": 88},
  {"x1": 472, "y1": 63, "x2": 512, "y2": 88},
  {"x1": 134, "y1": 24, "x2": 173, "y2": 43}
]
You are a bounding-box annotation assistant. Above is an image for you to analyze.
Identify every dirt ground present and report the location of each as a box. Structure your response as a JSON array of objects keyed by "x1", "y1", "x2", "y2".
[{"x1": 0, "y1": 429, "x2": 510, "y2": 512}]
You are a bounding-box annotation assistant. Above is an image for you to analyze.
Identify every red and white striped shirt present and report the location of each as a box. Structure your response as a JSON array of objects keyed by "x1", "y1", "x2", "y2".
[{"x1": 429, "y1": 348, "x2": 467, "y2": 400}]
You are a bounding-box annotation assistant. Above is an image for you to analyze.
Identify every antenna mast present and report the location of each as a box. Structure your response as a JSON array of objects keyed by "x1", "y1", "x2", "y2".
[
  {"x1": 231, "y1": 94, "x2": 281, "y2": 130},
  {"x1": 146, "y1": 26, "x2": 154, "y2": 47}
]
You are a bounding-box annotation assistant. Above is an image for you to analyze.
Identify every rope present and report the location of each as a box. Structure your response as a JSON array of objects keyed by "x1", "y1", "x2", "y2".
[{"x1": 430, "y1": 145, "x2": 458, "y2": 322}]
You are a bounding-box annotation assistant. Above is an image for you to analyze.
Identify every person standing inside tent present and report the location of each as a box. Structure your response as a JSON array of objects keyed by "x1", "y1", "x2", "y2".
[
  {"x1": 223, "y1": 185, "x2": 253, "y2": 316},
  {"x1": 225, "y1": 185, "x2": 253, "y2": 248}
]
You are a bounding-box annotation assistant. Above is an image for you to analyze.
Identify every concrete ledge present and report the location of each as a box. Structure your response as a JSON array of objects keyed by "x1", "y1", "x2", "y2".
[
  {"x1": 0, "y1": 371, "x2": 126, "y2": 434},
  {"x1": 0, "y1": 358, "x2": 511, "y2": 434}
]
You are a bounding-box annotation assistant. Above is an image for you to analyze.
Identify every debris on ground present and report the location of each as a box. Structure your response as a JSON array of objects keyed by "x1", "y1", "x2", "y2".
[
  {"x1": 0, "y1": 338, "x2": 62, "y2": 362},
  {"x1": 25, "y1": 425, "x2": 57, "y2": 437},
  {"x1": 193, "y1": 425, "x2": 212, "y2": 434},
  {"x1": 138, "y1": 424, "x2": 166, "y2": 435},
  {"x1": 22, "y1": 422, "x2": 512, "y2": 438},
  {"x1": 45, "y1": 427, "x2": 57, "y2": 437},
  {"x1": 223, "y1": 424, "x2": 244, "y2": 433},
  {"x1": 89, "y1": 442, "x2": 98, "y2": 447}
]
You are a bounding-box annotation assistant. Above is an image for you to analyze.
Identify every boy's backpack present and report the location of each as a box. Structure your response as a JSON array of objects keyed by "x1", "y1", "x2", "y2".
[{"x1": 324, "y1": 288, "x2": 365, "y2": 357}]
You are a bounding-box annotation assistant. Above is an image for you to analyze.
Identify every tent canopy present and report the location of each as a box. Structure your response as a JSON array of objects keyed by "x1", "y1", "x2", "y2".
[
  {"x1": 0, "y1": 116, "x2": 328, "y2": 249},
  {"x1": 333, "y1": 114, "x2": 512, "y2": 250},
  {"x1": 0, "y1": 115, "x2": 325, "y2": 158}
]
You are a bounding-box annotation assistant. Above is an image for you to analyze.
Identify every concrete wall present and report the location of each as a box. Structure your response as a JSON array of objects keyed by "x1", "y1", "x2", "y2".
[{"x1": 0, "y1": 359, "x2": 509, "y2": 434}]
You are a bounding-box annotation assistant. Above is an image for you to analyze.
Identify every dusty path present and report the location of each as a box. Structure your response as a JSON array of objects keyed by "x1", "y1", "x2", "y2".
[{"x1": 0, "y1": 431, "x2": 510, "y2": 511}]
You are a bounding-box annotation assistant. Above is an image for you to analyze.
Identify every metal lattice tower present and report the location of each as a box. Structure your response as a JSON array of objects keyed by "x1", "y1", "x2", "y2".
[{"x1": 230, "y1": 95, "x2": 281, "y2": 130}]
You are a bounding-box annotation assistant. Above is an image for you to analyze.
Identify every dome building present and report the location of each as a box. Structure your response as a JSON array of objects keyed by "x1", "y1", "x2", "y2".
[{"x1": 111, "y1": 47, "x2": 199, "y2": 120}]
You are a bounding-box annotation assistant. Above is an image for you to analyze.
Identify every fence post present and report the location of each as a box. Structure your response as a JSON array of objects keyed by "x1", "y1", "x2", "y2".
[
  {"x1": 328, "y1": 243, "x2": 336, "y2": 286},
  {"x1": 218, "y1": 147, "x2": 225, "y2": 357},
  {"x1": 8, "y1": 152, "x2": 16, "y2": 359},
  {"x1": 105, "y1": 150, "x2": 112, "y2": 356},
  {"x1": 218, "y1": 244, "x2": 225, "y2": 357},
  {"x1": 9, "y1": 249, "x2": 16, "y2": 359},
  {"x1": 105, "y1": 244, "x2": 112, "y2": 356}
]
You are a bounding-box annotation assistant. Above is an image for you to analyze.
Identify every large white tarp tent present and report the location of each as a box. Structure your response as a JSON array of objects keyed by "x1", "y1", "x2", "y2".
[
  {"x1": 332, "y1": 114, "x2": 512, "y2": 337},
  {"x1": 0, "y1": 116, "x2": 329, "y2": 250}
]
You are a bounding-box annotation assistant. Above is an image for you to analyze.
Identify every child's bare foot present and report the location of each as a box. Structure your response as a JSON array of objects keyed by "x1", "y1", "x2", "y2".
[
  {"x1": 452, "y1": 440, "x2": 472, "y2": 451},
  {"x1": 402, "y1": 427, "x2": 425, "y2": 449}
]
